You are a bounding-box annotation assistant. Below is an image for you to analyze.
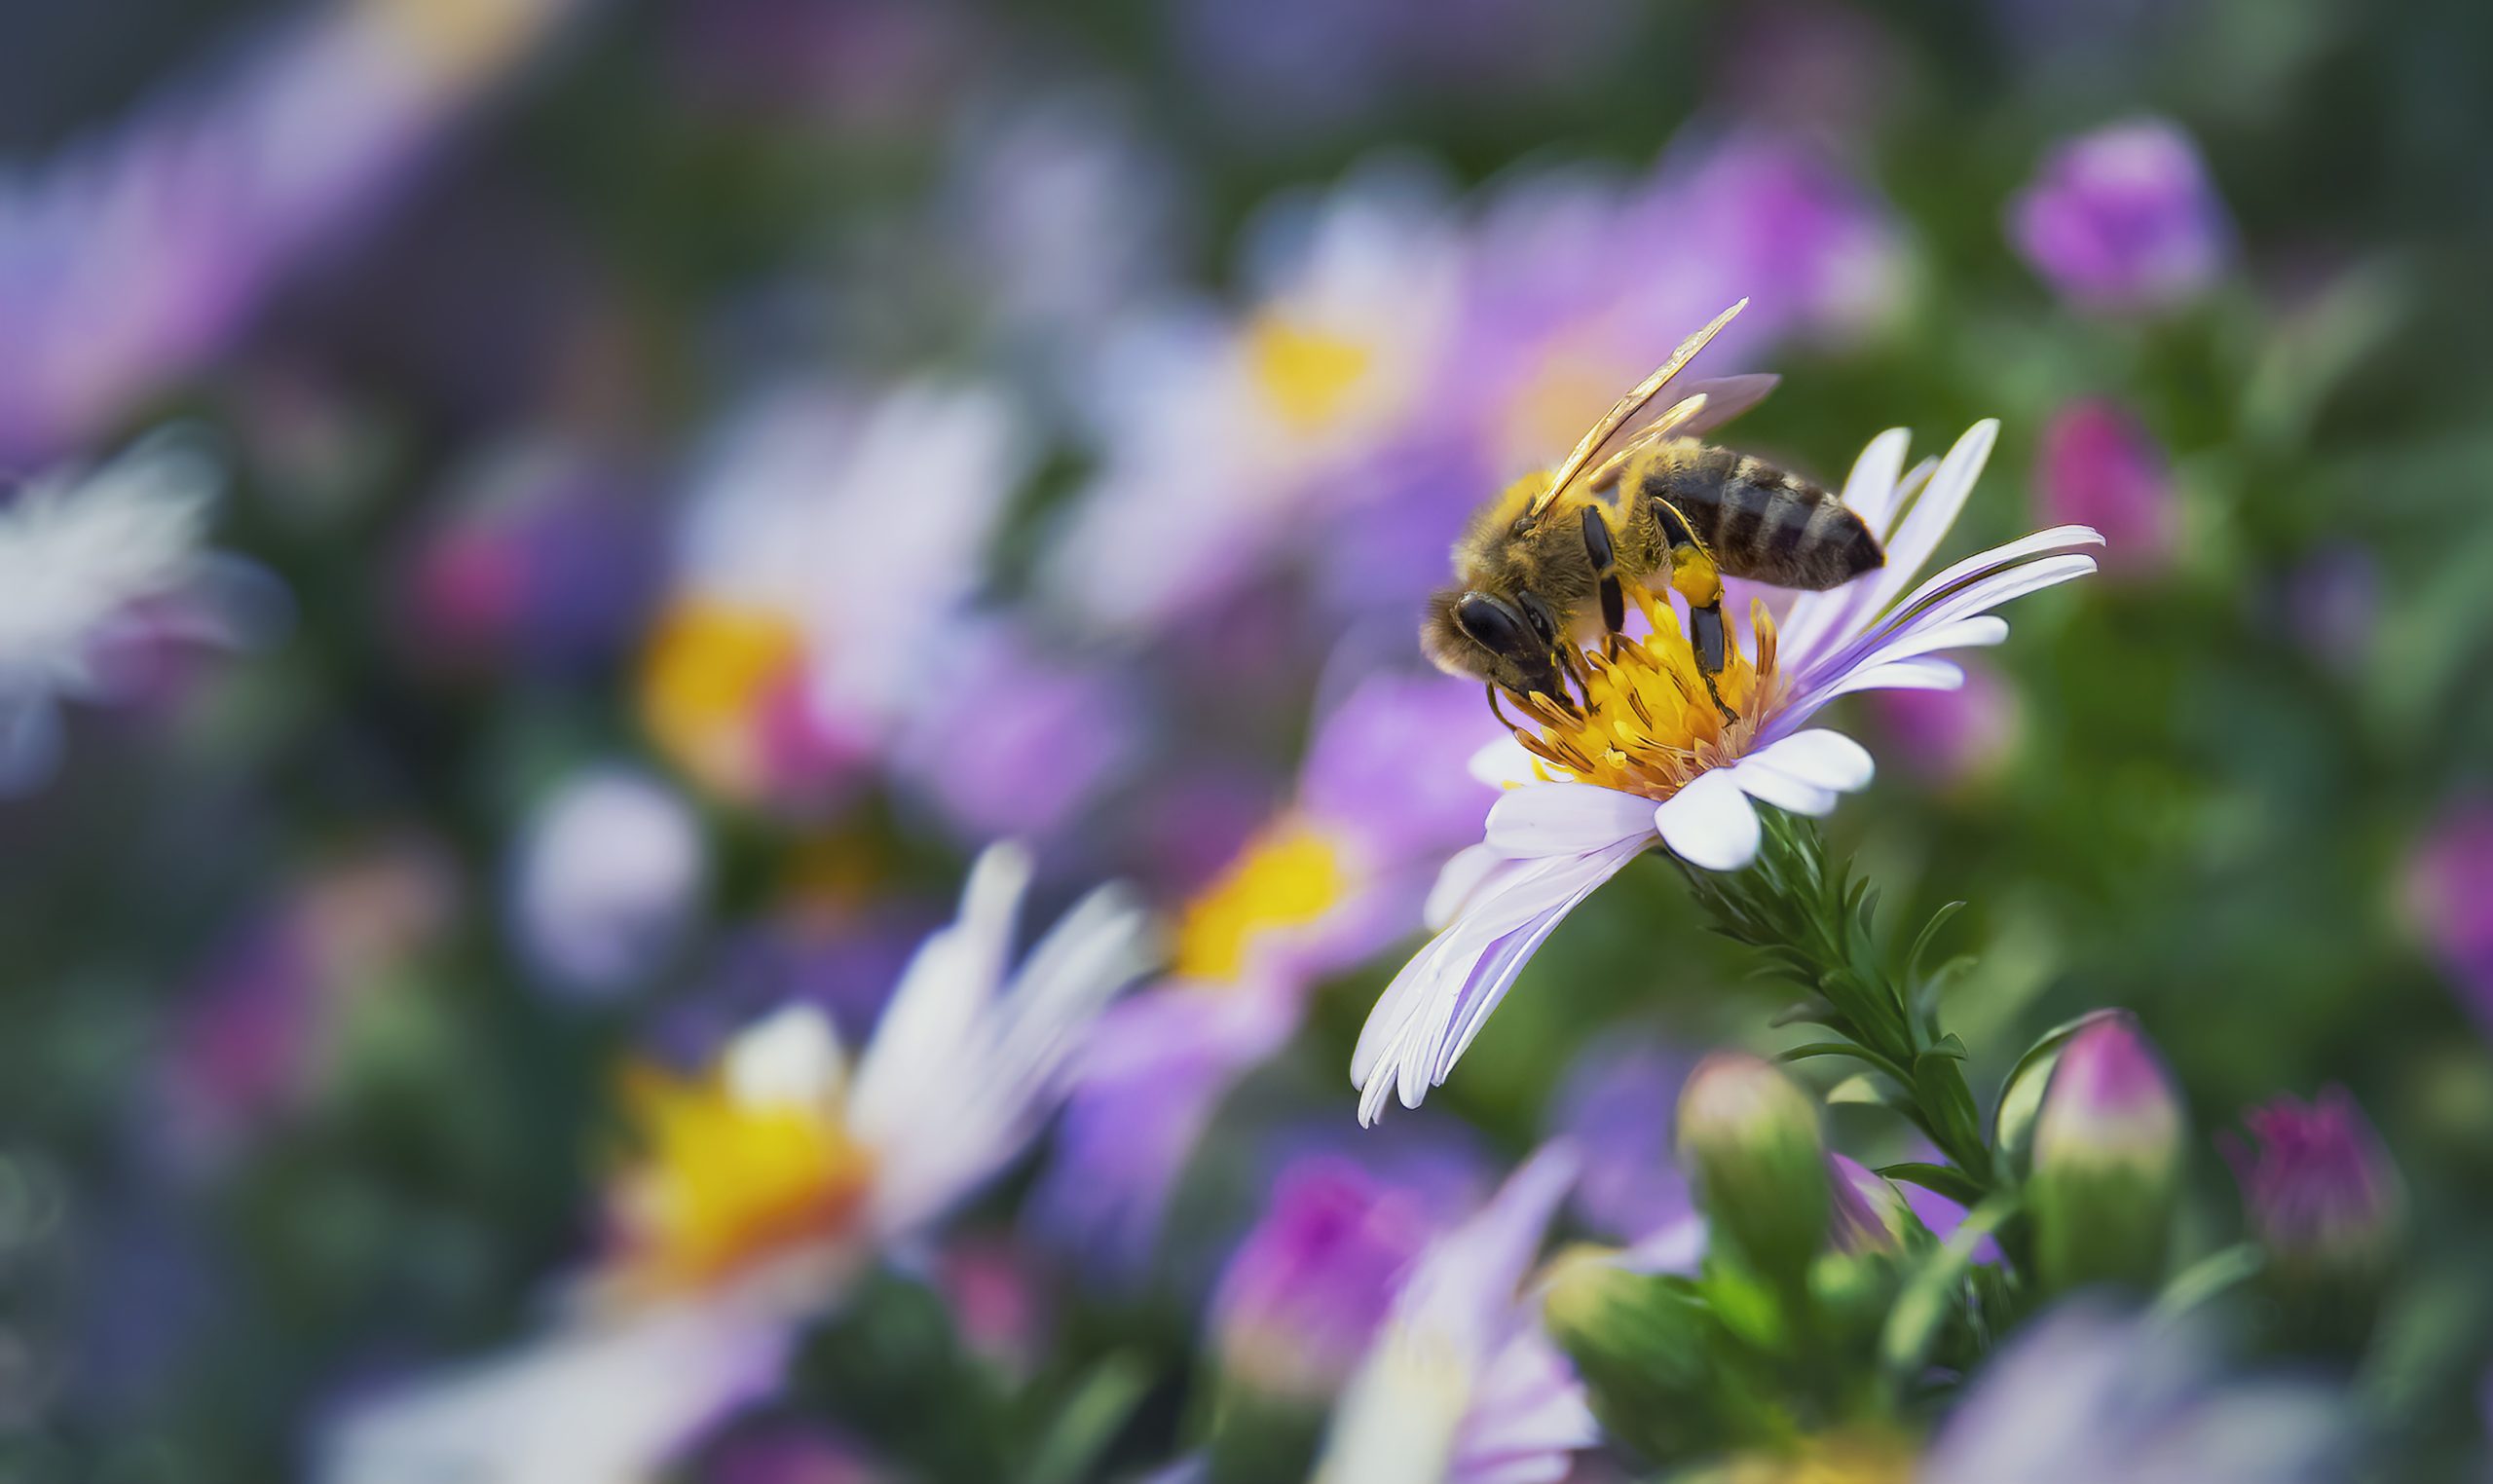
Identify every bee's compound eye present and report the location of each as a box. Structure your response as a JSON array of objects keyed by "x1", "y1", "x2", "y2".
[{"x1": 1454, "y1": 593, "x2": 1531, "y2": 656}]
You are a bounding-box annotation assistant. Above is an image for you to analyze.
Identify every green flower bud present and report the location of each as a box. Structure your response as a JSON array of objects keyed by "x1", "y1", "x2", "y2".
[
  {"x1": 1993, "y1": 1009, "x2": 2127, "y2": 1178},
  {"x1": 1542, "y1": 1244, "x2": 1785, "y2": 1462},
  {"x1": 1676, "y1": 1053, "x2": 1832, "y2": 1282},
  {"x1": 2028, "y1": 1014, "x2": 2182, "y2": 1295}
]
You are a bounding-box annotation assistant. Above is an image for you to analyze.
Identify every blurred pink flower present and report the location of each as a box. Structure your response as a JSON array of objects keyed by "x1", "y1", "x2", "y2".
[
  {"x1": 1210, "y1": 1158, "x2": 1434, "y2": 1405},
  {"x1": 2009, "y1": 119, "x2": 2230, "y2": 314},
  {"x1": 1868, "y1": 656, "x2": 2023, "y2": 788},
  {"x1": 2405, "y1": 800, "x2": 2493, "y2": 1032},
  {"x1": 2036, "y1": 399, "x2": 2177, "y2": 578},
  {"x1": 2220, "y1": 1088, "x2": 2402, "y2": 1275}
]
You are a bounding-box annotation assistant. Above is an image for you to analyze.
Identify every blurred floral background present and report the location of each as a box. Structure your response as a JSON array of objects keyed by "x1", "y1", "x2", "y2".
[{"x1": 5, "y1": 0, "x2": 2493, "y2": 1479}]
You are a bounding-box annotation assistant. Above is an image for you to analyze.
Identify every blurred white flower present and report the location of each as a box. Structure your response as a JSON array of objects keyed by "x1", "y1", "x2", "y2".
[
  {"x1": 0, "y1": 429, "x2": 283, "y2": 794},
  {"x1": 638, "y1": 380, "x2": 1029, "y2": 806},
  {"x1": 1921, "y1": 1304, "x2": 2350, "y2": 1484},
  {"x1": 1040, "y1": 163, "x2": 1465, "y2": 634},
  {"x1": 1312, "y1": 1143, "x2": 1596, "y2": 1484},
  {"x1": 320, "y1": 842, "x2": 1154, "y2": 1484},
  {"x1": 508, "y1": 766, "x2": 708, "y2": 995}
]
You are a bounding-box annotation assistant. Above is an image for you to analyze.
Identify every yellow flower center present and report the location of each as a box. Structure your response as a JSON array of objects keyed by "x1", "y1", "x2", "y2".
[
  {"x1": 638, "y1": 598, "x2": 806, "y2": 798},
  {"x1": 1507, "y1": 589, "x2": 1781, "y2": 803},
  {"x1": 1172, "y1": 817, "x2": 1354, "y2": 982},
  {"x1": 1246, "y1": 316, "x2": 1375, "y2": 431},
  {"x1": 606, "y1": 1059, "x2": 872, "y2": 1295},
  {"x1": 1714, "y1": 1430, "x2": 1917, "y2": 1484}
]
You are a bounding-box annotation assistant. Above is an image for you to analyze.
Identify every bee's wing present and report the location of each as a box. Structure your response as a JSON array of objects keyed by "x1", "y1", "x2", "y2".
[
  {"x1": 1583, "y1": 374, "x2": 1781, "y2": 494},
  {"x1": 1528, "y1": 298, "x2": 1747, "y2": 520}
]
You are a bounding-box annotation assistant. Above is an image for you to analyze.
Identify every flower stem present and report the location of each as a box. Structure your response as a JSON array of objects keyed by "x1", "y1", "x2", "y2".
[{"x1": 1678, "y1": 813, "x2": 1998, "y2": 1198}]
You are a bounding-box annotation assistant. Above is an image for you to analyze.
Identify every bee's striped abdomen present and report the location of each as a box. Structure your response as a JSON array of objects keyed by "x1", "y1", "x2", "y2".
[{"x1": 1638, "y1": 440, "x2": 1882, "y2": 591}]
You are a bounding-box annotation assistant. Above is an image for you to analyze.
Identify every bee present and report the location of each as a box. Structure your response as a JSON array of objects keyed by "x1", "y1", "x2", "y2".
[{"x1": 1422, "y1": 299, "x2": 1883, "y2": 723}]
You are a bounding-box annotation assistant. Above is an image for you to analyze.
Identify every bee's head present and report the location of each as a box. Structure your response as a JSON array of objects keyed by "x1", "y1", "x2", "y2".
[{"x1": 1423, "y1": 586, "x2": 1564, "y2": 702}]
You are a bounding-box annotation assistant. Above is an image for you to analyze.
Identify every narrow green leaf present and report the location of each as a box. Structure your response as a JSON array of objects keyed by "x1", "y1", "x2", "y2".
[
  {"x1": 1878, "y1": 1162, "x2": 1988, "y2": 1207},
  {"x1": 1879, "y1": 1193, "x2": 2020, "y2": 1390}
]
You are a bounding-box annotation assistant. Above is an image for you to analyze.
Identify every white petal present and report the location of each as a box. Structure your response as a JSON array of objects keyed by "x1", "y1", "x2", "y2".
[
  {"x1": 723, "y1": 1004, "x2": 846, "y2": 1110},
  {"x1": 316, "y1": 1302, "x2": 794, "y2": 1484},
  {"x1": 1484, "y1": 782, "x2": 1659, "y2": 860},
  {"x1": 1468, "y1": 736, "x2": 1542, "y2": 789},
  {"x1": 1729, "y1": 760, "x2": 1839, "y2": 817},
  {"x1": 1875, "y1": 419, "x2": 1999, "y2": 606},
  {"x1": 1653, "y1": 771, "x2": 1762, "y2": 872},
  {"x1": 1425, "y1": 841, "x2": 1510, "y2": 931},
  {"x1": 846, "y1": 843, "x2": 1030, "y2": 1144},
  {"x1": 1743, "y1": 729, "x2": 1876, "y2": 795},
  {"x1": 1839, "y1": 426, "x2": 1915, "y2": 538}
]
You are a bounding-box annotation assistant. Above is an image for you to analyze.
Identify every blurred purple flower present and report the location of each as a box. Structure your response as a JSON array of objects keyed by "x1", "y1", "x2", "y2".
[
  {"x1": 0, "y1": 0, "x2": 593, "y2": 461},
  {"x1": 405, "y1": 440, "x2": 663, "y2": 677},
  {"x1": 2403, "y1": 800, "x2": 2493, "y2": 1030},
  {"x1": 1210, "y1": 1158, "x2": 1434, "y2": 1405},
  {"x1": 1828, "y1": 1154, "x2": 1917, "y2": 1254},
  {"x1": 1868, "y1": 656, "x2": 2023, "y2": 788},
  {"x1": 1544, "y1": 1034, "x2": 1694, "y2": 1243},
  {"x1": 671, "y1": 0, "x2": 984, "y2": 136},
  {"x1": 892, "y1": 621, "x2": 1142, "y2": 846},
  {"x1": 1311, "y1": 1144, "x2": 1596, "y2": 1484},
  {"x1": 1035, "y1": 674, "x2": 1500, "y2": 1268},
  {"x1": 2036, "y1": 399, "x2": 2178, "y2": 578},
  {"x1": 2009, "y1": 119, "x2": 2230, "y2": 314},
  {"x1": 507, "y1": 765, "x2": 707, "y2": 998},
  {"x1": 2220, "y1": 1088, "x2": 2402, "y2": 1275},
  {"x1": 1921, "y1": 1304, "x2": 2350, "y2": 1484}
]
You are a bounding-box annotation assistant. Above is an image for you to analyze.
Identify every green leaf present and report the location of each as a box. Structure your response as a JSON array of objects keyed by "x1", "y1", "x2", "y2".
[
  {"x1": 2152, "y1": 1243, "x2": 2265, "y2": 1322},
  {"x1": 1879, "y1": 1193, "x2": 2021, "y2": 1391},
  {"x1": 1028, "y1": 1352, "x2": 1156, "y2": 1484},
  {"x1": 1878, "y1": 1162, "x2": 1988, "y2": 1207},
  {"x1": 1904, "y1": 901, "x2": 1967, "y2": 980}
]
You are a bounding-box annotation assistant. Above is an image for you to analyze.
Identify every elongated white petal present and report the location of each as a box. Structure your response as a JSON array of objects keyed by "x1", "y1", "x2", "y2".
[
  {"x1": 847, "y1": 842, "x2": 1030, "y2": 1141},
  {"x1": 1777, "y1": 449, "x2": 1937, "y2": 667},
  {"x1": 316, "y1": 1302, "x2": 793, "y2": 1484},
  {"x1": 1653, "y1": 770, "x2": 1762, "y2": 872},
  {"x1": 1427, "y1": 842, "x2": 1512, "y2": 930},
  {"x1": 1486, "y1": 781, "x2": 1663, "y2": 859},
  {"x1": 1870, "y1": 419, "x2": 1999, "y2": 614},
  {"x1": 1356, "y1": 846, "x2": 1645, "y2": 1123}
]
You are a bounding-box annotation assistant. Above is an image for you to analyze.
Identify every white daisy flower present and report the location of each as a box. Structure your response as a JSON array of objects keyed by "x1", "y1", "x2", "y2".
[
  {"x1": 0, "y1": 429, "x2": 281, "y2": 794},
  {"x1": 1312, "y1": 1142, "x2": 1597, "y2": 1484},
  {"x1": 319, "y1": 842, "x2": 1154, "y2": 1484},
  {"x1": 1355, "y1": 419, "x2": 2102, "y2": 1123},
  {"x1": 1039, "y1": 163, "x2": 1464, "y2": 633}
]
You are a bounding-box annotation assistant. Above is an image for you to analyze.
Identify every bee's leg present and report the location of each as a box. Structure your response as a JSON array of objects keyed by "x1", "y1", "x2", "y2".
[
  {"x1": 1485, "y1": 684, "x2": 1518, "y2": 732},
  {"x1": 1580, "y1": 505, "x2": 1627, "y2": 650},
  {"x1": 1651, "y1": 496, "x2": 1739, "y2": 723},
  {"x1": 1688, "y1": 601, "x2": 1738, "y2": 724}
]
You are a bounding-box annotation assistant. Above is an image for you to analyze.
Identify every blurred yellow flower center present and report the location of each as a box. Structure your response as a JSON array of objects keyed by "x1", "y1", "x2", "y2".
[
  {"x1": 608, "y1": 1059, "x2": 871, "y2": 1295},
  {"x1": 1711, "y1": 1430, "x2": 1916, "y2": 1484},
  {"x1": 1247, "y1": 317, "x2": 1374, "y2": 430},
  {"x1": 639, "y1": 598, "x2": 805, "y2": 797},
  {"x1": 1173, "y1": 818, "x2": 1352, "y2": 982},
  {"x1": 1507, "y1": 589, "x2": 1778, "y2": 802}
]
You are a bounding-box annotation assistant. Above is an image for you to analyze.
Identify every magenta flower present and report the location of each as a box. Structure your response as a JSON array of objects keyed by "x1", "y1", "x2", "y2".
[
  {"x1": 2009, "y1": 118, "x2": 2231, "y2": 313},
  {"x1": 2035, "y1": 399, "x2": 2177, "y2": 578},
  {"x1": 2221, "y1": 1089, "x2": 2402, "y2": 1274}
]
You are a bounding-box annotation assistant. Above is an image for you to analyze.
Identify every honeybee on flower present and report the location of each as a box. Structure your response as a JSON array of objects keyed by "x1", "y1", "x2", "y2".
[{"x1": 1358, "y1": 390, "x2": 2103, "y2": 1123}]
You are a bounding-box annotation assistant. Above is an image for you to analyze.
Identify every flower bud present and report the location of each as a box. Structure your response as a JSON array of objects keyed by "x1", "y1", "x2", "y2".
[
  {"x1": 1827, "y1": 1154, "x2": 1916, "y2": 1254},
  {"x1": 2027, "y1": 1015, "x2": 2183, "y2": 1294},
  {"x1": 1993, "y1": 1009, "x2": 2127, "y2": 1179},
  {"x1": 1676, "y1": 1053, "x2": 1831, "y2": 1281},
  {"x1": 2222, "y1": 1088, "x2": 2403, "y2": 1346},
  {"x1": 1543, "y1": 1244, "x2": 1754, "y2": 1462}
]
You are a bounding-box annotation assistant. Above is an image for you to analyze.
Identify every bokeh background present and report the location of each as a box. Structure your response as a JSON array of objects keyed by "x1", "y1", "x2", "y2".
[{"x1": 5, "y1": 0, "x2": 2493, "y2": 1478}]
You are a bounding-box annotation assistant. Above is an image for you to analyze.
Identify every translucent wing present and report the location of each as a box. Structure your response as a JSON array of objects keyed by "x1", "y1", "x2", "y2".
[
  {"x1": 1526, "y1": 298, "x2": 1748, "y2": 520},
  {"x1": 1583, "y1": 374, "x2": 1781, "y2": 493}
]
